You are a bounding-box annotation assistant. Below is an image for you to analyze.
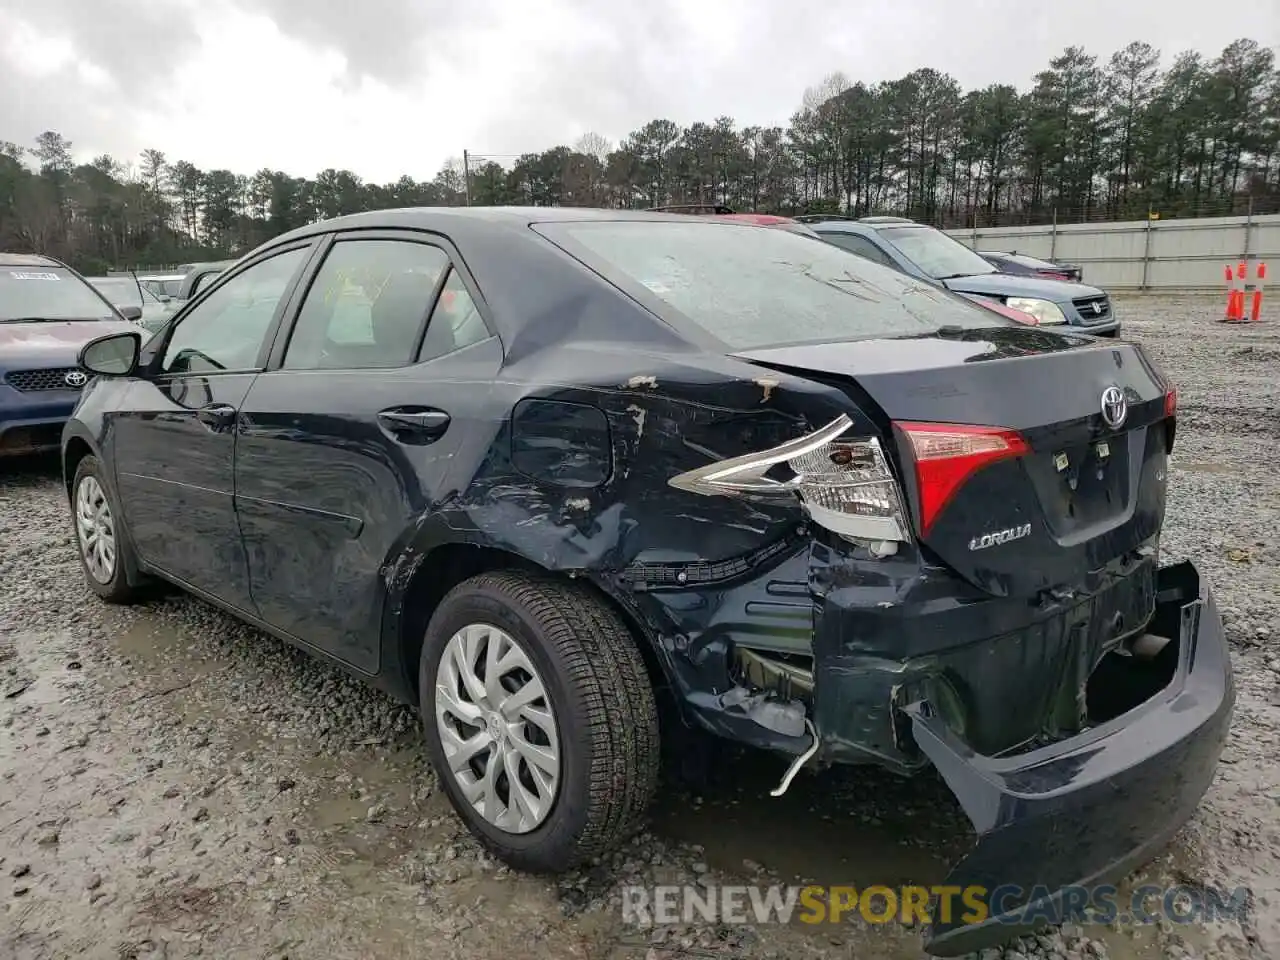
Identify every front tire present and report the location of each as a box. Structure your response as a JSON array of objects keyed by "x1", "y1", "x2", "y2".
[
  {"x1": 419, "y1": 572, "x2": 660, "y2": 872},
  {"x1": 71, "y1": 455, "x2": 142, "y2": 604}
]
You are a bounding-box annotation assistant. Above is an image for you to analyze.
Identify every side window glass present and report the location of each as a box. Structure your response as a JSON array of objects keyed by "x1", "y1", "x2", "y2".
[
  {"x1": 161, "y1": 247, "x2": 307, "y2": 375},
  {"x1": 418, "y1": 269, "x2": 490, "y2": 363},
  {"x1": 283, "y1": 240, "x2": 449, "y2": 371},
  {"x1": 825, "y1": 233, "x2": 896, "y2": 268}
]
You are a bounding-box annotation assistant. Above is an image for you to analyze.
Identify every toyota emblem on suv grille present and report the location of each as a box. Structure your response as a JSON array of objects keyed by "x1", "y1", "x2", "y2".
[
  {"x1": 1100, "y1": 385, "x2": 1127, "y2": 428},
  {"x1": 64, "y1": 370, "x2": 88, "y2": 388}
]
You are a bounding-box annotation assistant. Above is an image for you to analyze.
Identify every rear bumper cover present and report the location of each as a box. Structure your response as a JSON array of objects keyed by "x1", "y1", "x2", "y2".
[
  {"x1": 630, "y1": 548, "x2": 1230, "y2": 954},
  {"x1": 910, "y1": 560, "x2": 1233, "y2": 955}
]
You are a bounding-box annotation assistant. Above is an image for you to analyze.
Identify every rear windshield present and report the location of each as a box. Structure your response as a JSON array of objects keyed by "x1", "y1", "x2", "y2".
[
  {"x1": 534, "y1": 220, "x2": 1010, "y2": 349},
  {"x1": 1006, "y1": 253, "x2": 1060, "y2": 269},
  {"x1": 90, "y1": 278, "x2": 144, "y2": 307},
  {"x1": 1, "y1": 267, "x2": 116, "y2": 322}
]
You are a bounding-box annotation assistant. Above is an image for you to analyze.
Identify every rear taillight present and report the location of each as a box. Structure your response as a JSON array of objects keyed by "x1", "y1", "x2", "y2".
[
  {"x1": 896, "y1": 422, "x2": 1029, "y2": 535},
  {"x1": 668, "y1": 414, "x2": 912, "y2": 555},
  {"x1": 1164, "y1": 385, "x2": 1177, "y2": 418}
]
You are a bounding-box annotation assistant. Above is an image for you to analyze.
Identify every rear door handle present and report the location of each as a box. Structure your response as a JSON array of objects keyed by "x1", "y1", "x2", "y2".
[
  {"x1": 377, "y1": 407, "x2": 451, "y2": 442},
  {"x1": 196, "y1": 402, "x2": 237, "y2": 429}
]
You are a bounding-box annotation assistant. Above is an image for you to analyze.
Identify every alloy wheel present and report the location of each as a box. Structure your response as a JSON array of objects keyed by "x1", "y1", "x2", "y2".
[
  {"x1": 434, "y1": 623, "x2": 561, "y2": 834},
  {"x1": 75, "y1": 475, "x2": 116, "y2": 584}
]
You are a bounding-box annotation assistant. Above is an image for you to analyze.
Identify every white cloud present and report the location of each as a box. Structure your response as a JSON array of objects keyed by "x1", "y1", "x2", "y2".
[{"x1": 0, "y1": 0, "x2": 1275, "y2": 181}]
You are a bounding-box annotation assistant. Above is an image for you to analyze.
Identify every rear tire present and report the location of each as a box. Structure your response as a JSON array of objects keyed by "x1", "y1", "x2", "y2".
[
  {"x1": 71, "y1": 455, "x2": 142, "y2": 604},
  {"x1": 419, "y1": 571, "x2": 659, "y2": 872}
]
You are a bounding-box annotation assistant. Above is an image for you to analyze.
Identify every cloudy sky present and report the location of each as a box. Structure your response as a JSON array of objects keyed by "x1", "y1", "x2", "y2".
[{"x1": 1, "y1": 0, "x2": 1275, "y2": 183}]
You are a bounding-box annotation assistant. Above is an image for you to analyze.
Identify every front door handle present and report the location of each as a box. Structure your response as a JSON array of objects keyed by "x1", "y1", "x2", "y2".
[
  {"x1": 377, "y1": 407, "x2": 451, "y2": 442},
  {"x1": 196, "y1": 402, "x2": 237, "y2": 429}
]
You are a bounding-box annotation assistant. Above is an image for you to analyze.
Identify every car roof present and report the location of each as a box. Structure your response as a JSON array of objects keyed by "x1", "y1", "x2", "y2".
[
  {"x1": 806, "y1": 216, "x2": 928, "y2": 236},
  {"x1": 0, "y1": 252, "x2": 63, "y2": 267},
  {"x1": 260, "y1": 206, "x2": 816, "y2": 255}
]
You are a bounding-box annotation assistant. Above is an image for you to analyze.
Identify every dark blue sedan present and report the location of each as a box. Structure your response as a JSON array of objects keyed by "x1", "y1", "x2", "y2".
[{"x1": 63, "y1": 208, "x2": 1224, "y2": 956}]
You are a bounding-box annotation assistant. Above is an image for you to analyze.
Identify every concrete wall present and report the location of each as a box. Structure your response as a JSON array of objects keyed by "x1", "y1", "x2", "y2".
[{"x1": 945, "y1": 213, "x2": 1280, "y2": 291}]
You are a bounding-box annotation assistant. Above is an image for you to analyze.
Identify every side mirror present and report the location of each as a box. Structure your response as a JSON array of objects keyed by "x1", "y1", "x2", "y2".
[
  {"x1": 118, "y1": 305, "x2": 144, "y2": 322},
  {"x1": 79, "y1": 331, "x2": 141, "y2": 377}
]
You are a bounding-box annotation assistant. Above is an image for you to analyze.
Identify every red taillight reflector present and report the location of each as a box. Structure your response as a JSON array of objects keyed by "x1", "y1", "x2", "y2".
[
  {"x1": 896, "y1": 422, "x2": 1029, "y2": 535},
  {"x1": 1164, "y1": 386, "x2": 1177, "y2": 418}
]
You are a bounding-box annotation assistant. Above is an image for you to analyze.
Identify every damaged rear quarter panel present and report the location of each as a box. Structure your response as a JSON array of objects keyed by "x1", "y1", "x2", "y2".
[{"x1": 381, "y1": 339, "x2": 872, "y2": 721}]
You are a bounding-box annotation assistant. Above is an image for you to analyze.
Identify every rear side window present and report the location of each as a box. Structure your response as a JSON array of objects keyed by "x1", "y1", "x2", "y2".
[
  {"x1": 418, "y1": 269, "x2": 489, "y2": 363},
  {"x1": 284, "y1": 239, "x2": 450, "y2": 370},
  {"x1": 534, "y1": 220, "x2": 1009, "y2": 349}
]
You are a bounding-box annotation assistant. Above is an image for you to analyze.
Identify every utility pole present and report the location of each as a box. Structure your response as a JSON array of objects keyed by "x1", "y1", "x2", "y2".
[{"x1": 462, "y1": 150, "x2": 472, "y2": 206}]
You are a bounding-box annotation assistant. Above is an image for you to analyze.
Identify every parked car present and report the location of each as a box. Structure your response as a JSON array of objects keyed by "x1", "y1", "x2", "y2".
[
  {"x1": 87, "y1": 276, "x2": 170, "y2": 332},
  {"x1": 63, "y1": 209, "x2": 1228, "y2": 956},
  {"x1": 137, "y1": 273, "x2": 185, "y2": 302},
  {"x1": 0, "y1": 253, "x2": 143, "y2": 456},
  {"x1": 650, "y1": 204, "x2": 822, "y2": 237},
  {"x1": 979, "y1": 250, "x2": 1084, "y2": 282},
  {"x1": 798, "y1": 215, "x2": 1118, "y2": 336},
  {"x1": 175, "y1": 260, "x2": 234, "y2": 303}
]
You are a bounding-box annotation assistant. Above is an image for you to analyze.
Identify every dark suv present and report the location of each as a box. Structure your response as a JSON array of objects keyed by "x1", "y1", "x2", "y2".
[{"x1": 800, "y1": 216, "x2": 1118, "y2": 336}]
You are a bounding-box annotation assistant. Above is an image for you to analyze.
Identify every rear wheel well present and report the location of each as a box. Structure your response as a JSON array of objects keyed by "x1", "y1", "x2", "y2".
[
  {"x1": 63, "y1": 437, "x2": 93, "y2": 494},
  {"x1": 397, "y1": 544, "x2": 666, "y2": 700}
]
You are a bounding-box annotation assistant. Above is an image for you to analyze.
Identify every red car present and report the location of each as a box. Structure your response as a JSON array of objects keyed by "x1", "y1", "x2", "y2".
[{"x1": 648, "y1": 205, "x2": 822, "y2": 238}]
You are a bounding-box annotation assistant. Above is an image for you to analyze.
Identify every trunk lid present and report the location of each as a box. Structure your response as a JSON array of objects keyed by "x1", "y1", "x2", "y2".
[{"x1": 734, "y1": 327, "x2": 1172, "y2": 597}]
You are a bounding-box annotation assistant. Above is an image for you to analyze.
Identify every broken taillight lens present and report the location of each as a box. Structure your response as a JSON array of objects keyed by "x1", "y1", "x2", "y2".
[
  {"x1": 896, "y1": 422, "x2": 1029, "y2": 535},
  {"x1": 667, "y1": 414, "x2": 913, "y2": 552}
]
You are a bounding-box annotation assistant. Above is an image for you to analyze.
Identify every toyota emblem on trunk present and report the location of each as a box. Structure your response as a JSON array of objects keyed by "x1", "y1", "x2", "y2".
[
  {"x1": 1100, "y1": 385, "x2": 1126, "y2": 428},
  {"x1": 64, "y1": 370, "x2": 88, "y2": 388}
]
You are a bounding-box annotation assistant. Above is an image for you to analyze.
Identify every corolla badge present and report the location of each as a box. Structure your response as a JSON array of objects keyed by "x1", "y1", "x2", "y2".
[
  {"x1": 64, "y1": 370, "x2": 88, "y2": 387},
  {"x1": 1100, "y1": 385, "x2": 1127, "y2": 429},
  {"x1": 968, "y1": 522, "x2": 1032, "y2": 551}
]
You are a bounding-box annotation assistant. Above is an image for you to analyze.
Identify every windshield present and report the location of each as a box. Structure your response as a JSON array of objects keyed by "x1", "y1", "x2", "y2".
[
  {"x1": 878, "y1": 226, "x2": 997, "y2": 279},
  {"x1": 534, "y1": 220, "x2": 1012, "y2": 349},
  {"x1": 89, "y1": 278, "x2": 144, "y2": 308},
  {"x1": 1, "y1": 267, "x2": 116, "y2": 322}
]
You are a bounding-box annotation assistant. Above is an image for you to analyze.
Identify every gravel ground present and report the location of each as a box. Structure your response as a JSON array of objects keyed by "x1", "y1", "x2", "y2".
[{"x1": 2, "y1": 294, "x2": 1277, "y2": 960}]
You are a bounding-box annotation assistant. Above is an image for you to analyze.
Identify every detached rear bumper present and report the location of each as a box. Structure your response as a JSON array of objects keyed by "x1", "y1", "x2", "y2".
[{"x1": 908, "y1": 560, "x2": 1233, "y2": 956}]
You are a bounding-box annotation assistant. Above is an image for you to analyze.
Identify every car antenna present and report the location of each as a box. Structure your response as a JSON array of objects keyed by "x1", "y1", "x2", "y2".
[{"x1": 130, "y1": 268, "x2": 144, "y2": 303}]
